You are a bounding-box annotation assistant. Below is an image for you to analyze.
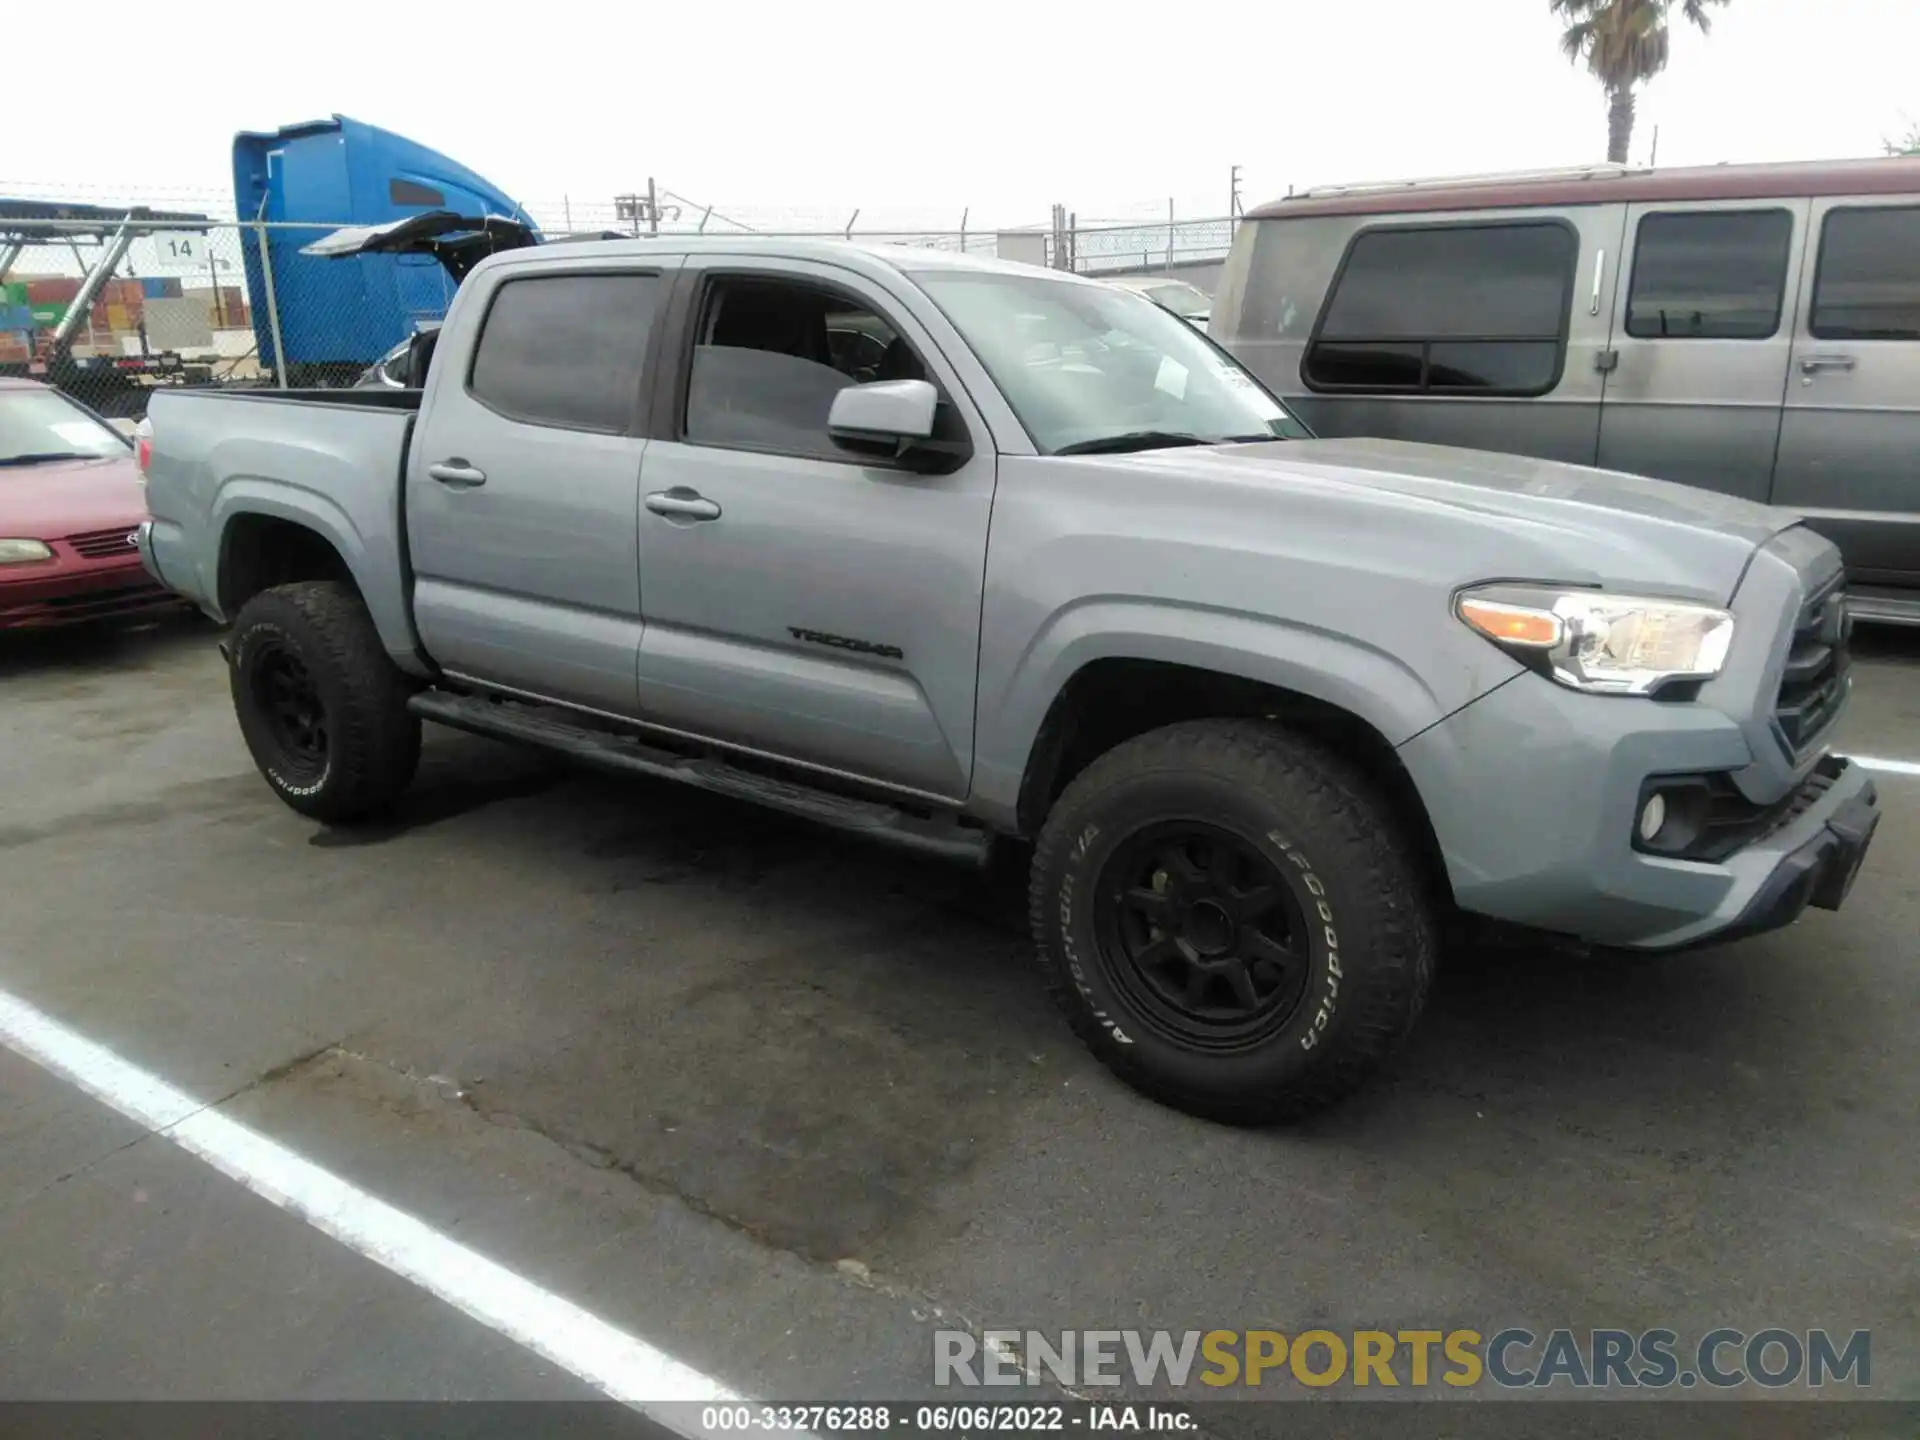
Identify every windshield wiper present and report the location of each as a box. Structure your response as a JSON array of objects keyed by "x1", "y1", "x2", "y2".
[
  {"x1": 1053, "y1": 431, "x2": 1214, "y2": 456},
  {"x1": 0, "y1": 451, "x2": 95, "y2": 468}
]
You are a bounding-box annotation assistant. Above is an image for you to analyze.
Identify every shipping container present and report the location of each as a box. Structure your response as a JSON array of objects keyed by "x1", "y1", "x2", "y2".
[
  {"x1": 25, "y1": 276, "x2": 81, "y2": 304},
  {"x1": 28, "y1": 301, "x2": 68, "y2": 327}
]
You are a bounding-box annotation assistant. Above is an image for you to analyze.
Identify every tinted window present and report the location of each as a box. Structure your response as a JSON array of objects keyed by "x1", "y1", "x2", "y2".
[
  {"x1": 468, "y1": 273, "x2": 660, "y2": 432},
  {"x1": 1626, "y1": 210, "x2": 1793, "y2": 340},
  {"x1": 1305, "y1": 222, "x2": 1575, "y2": 394},
  {"x1": 390, "y1": 178, "x2": 446, "y2": 207},
  {"x1": 1811, "y1": 206, "x2": 1920, "y2": 340},
  {"x1": 684, "y1": 278, "x2": 939, "y2": 461}
]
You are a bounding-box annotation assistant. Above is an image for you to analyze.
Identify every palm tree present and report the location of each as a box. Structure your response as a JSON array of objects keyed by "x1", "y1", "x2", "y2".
[
  {"x1": 1887, "y1": 122, "x2": 1920, "y2": 157},
  {"x1": 1552, "y1": 0, "x2": 1731, "y2": 164}
]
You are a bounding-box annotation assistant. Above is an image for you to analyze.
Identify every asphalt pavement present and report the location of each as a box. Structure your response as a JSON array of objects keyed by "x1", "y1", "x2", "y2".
[{"x1": 1, "y1": 614, "x2": 1915, "y2": 1423}]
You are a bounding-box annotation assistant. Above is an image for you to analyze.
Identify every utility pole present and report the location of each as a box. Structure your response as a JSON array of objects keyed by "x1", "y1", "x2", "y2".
[
  {"x1": 1230, "y1": 164, "x2": 1243, "y2": 219},
  {"x1": 1648, "y1": 127, "x2": 1660, "y2": 169}
]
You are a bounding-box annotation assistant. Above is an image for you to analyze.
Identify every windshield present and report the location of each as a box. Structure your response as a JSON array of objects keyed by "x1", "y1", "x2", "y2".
[
  {"x1": 916, "y1": 270, "x2": 1307, "y2": 455},
  {"x1": 0, "y1": 389, "x2": 129, "y2": 466},
  {"x1": 1140, "y1": 281, "x2": 1211, "y2": 315}
]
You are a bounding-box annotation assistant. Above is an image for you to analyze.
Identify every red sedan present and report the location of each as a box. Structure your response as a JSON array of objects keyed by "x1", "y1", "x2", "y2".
[{"x1": 0, "y1": 378, "x2": 183, "y2": 629}]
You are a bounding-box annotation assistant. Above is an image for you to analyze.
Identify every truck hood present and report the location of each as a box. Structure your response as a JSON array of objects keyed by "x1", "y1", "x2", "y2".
[
  {"x1": 1162, "y1": 435, "x2": 1801, "y2": 604},
  {"x1": 1, "y1": 454, "x2": 147, "y2": 539}
]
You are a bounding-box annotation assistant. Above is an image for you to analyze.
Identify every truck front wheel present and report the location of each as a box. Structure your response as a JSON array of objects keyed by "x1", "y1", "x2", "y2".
[
  {"x1": 1029, "y1": 719, "x2": 1437, "y2": 1124},
  {"x1": 229, "y1": 581, "x2": 420, "y2": 822}
]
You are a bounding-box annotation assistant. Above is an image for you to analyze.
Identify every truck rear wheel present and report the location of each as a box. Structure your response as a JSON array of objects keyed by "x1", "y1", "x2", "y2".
[
  {"x1": 229, "y1": 581, "x2": 420, "y2": 823},
  {"x1": 1029, "y1": 719, "x2": 1436, "y2": 1124}
]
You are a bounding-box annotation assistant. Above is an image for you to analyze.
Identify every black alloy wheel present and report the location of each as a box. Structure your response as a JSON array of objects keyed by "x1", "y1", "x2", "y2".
[
  {"x1": 250, "y1": 637, "x2": 329, "y2": 783},
  {"x1": 1094, "y1": 820, "x2": 1313, "y2": 1050}
]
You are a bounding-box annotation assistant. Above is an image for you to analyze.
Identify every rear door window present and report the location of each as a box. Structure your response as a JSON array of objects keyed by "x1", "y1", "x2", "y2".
[
  {"x1": 1625, "y1": 209, "x2": 1794, "y2": 339},
  {"x1": 468, "y1": 272, "x2": 662, "y2": 432},
  {"x1": 1810, "y1": 205, "x2": 1920, "y2": 340},
  {"x1": 1304, "y1": 221, "x2": 1577, "y2": 395}
]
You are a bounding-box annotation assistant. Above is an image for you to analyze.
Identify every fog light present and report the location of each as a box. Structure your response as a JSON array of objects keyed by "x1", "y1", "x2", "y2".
[{"x1": 1638, "y1": 792, "x2": 1668, "y2": 844}]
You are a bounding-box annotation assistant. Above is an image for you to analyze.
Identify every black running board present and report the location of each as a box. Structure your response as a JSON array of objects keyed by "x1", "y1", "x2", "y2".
[{"x1": 408, "y1": 689, "x2": 992, "y2": 866}]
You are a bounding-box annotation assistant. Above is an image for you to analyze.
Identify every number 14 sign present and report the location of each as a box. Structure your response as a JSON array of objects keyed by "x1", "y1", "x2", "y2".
[{"x1": 148, "y1": 232, "x2": 231, "y2": 276}]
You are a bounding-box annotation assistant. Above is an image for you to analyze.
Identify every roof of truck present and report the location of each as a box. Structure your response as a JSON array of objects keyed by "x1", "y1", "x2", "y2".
[
  {"x1": 480, "y1": 232, "x2": 1088, "y2": 283},
  {"x1": 1247, "y1": 156, "x2": 1920, "y2": 221}
]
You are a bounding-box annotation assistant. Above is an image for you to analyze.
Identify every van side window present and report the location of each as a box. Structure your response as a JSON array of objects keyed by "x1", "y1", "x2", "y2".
[
  {"x1": 1811, "y1": 206, "x2": 1920, "y2": 341},
  {"x1": 1625, "y1": 210, "x2": 1793, "y2": 340},
  {"x1": 468, "y1": 273, "x2": 662, "y2": 432},
  {"x1": 1303, "y1": 222, "x2": 1576, "y2": 396}
]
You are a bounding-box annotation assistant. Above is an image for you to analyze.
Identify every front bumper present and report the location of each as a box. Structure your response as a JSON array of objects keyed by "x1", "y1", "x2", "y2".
[
  {"x1": 1685, "y1": 769, "x2": 1879, "y2": 950},
  {"x1": 1396, "y1": 670, "x2": 1880, "y2": 951},
  {"x1": 0, "y1": 552, "x2": 185, "y2": 630}
]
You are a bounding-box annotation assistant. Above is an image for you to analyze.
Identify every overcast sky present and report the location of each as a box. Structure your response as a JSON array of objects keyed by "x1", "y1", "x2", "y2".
[{"x1": 10, "y1": 0, "x2": 1918, "y2": 229}]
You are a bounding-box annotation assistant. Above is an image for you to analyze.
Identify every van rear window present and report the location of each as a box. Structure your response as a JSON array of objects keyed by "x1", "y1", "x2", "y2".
[
  {"x1": 1625, "y1": 209, "x2": 1793, "y2": 340},
  {"x1": 1811, "y1": 205, "x2": 1920, "y2": 341},
  {"x1": 1304, "y1": 221, "x2": 1576, "y2": 396}
]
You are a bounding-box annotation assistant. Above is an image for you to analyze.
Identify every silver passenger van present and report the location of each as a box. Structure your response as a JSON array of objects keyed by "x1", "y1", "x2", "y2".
[{"x1": 1212, "y1": 157, "x2": 1920, "y2": 622}]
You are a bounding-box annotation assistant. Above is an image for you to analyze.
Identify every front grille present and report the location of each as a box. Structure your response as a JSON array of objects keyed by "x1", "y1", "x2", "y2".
[
  {"x1": 1772, "y1": 572, "x2": 1850, "y2": 758},
  {"x1": 66, "y1": 526, "x2": 142, "y2": 560}
]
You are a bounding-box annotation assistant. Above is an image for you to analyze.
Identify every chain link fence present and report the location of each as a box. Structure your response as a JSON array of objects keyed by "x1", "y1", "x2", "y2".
[{"x1": 4, "y1": 193, "x2": 1240, "y2": 419}]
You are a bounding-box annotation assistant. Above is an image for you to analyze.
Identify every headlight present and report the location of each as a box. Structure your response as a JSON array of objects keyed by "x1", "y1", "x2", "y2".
[
  {"x1": 0, "y1": 539, "x2": 55, "y2": 566},
  {"x1": 1456, "y1": 584, "x2": 1735, "y2": 696}
]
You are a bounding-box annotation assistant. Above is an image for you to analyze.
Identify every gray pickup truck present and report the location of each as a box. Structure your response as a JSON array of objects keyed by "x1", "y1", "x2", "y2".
[{"x1": 136, "y1": 233, "x2": 1880, "y2": 1123}]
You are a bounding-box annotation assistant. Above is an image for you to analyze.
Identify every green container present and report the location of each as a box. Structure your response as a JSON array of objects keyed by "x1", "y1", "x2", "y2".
[
  {"x1": 2, "y1": 281, "x2": 28, "y2": 308},
  {"x1": 28, "y1": 301, "x2": 67, "y2": 328}
]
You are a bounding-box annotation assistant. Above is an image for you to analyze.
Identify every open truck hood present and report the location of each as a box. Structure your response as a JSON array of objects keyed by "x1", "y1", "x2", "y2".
[{"x1": 300, "y1": 210, "x2": 543, "y2": 282}]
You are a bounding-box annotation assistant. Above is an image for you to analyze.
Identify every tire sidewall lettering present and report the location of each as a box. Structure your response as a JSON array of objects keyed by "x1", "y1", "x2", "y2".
[{"x1": 1269, "y1": 827, "x2": 1341, "y2": 1052}]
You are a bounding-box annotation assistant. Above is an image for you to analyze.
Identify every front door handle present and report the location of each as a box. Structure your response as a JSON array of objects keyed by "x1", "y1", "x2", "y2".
[
  {"x1": 427, "y1": 460, "x2": 488, "y2": 488},
  {"x1": 1800, "y1": 353, "x2": 1857, "y2": 377},
  {"x1": 645, "y1": 488, "x2": 722, "y2": 521}
]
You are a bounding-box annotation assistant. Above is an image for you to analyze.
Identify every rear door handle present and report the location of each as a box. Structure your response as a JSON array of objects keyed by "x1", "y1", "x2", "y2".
[
  {"x1": 645, "y1": 488, "x2": 722, "y2": 521},
  {"x1": 1800, "y1": 353, "x2": 1857, "y2": 376},
  {"x1": 427, "y1": 460, "x2": 488, "y2": 487}
]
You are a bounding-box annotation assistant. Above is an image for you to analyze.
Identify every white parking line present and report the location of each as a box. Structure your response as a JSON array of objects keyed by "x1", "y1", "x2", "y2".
[
  {"x1": 1847, "y1": 755, "x2": 1920, "y2": 778},
  {"x1": 0, "y1": 986, "x2": 742, "y2": 1420}
]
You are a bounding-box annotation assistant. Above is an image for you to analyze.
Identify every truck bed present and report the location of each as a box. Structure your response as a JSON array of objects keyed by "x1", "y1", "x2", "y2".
[
  {"x1": 141, "y1": 385, "x2": 424, "y2": 668},
  {"x1": 167, "y1": 386, "x2": 423, "y2": 412}
]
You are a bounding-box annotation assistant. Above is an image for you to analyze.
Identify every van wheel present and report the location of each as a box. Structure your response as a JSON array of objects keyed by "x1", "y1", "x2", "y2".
[
  {"x1": 1029, "y1": 719, "x2": 1436, "y2": 1124},
  {"x1": 229, "y1": 581, "x2": 420, "y2": 822}
]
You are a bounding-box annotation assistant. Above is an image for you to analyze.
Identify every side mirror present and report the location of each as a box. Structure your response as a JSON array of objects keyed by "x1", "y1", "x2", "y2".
[{"x1": 828, "y1": 379, "x2": 938, "y2": 461}]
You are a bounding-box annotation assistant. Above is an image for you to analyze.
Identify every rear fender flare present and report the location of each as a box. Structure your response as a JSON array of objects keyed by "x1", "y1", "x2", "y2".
[{"x1": 209, "y1": 480, "x2": 426, "y2": 674}]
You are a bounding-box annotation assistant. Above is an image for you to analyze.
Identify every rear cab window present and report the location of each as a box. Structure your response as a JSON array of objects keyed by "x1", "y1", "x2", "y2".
[
  {"x1": 1303, "y1": 221, "x2": 1577, "y2": 395},
  {"x1": 467, "y1": 272, "x2": 663, "y2": 432}
]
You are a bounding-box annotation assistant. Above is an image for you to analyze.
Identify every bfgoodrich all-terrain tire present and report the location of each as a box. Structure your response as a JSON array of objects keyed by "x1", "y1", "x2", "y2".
[
  {"x1": 229, "y1": 581, "x2": 421, "y2": 823},
  {"x1": 1030, "y1": 719, "x2": 1437, "y2": 1124}
]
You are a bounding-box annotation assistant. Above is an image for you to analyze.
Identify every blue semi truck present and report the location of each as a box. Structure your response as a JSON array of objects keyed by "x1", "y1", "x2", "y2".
[{"x1": 232, "y1": 115, "x2": 537, "y2": 385}]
